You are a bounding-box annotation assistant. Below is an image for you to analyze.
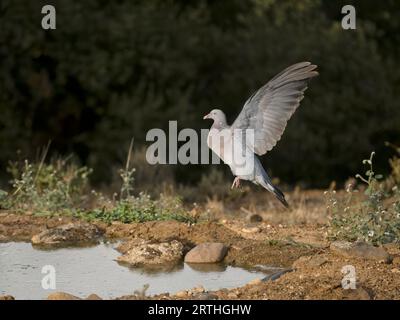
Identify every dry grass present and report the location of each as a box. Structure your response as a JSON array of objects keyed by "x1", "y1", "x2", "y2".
[{"x1": 191, "y1": 187, "x2": 329, "y2": 226}]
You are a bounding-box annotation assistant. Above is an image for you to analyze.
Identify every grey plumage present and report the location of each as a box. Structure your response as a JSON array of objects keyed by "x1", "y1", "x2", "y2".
[
  {"x1": 204, "y1": 62, "x2": 318, "y2": 207},
  {"x1": 232, "y1": 62, "x2": 318, "y2": 155}
]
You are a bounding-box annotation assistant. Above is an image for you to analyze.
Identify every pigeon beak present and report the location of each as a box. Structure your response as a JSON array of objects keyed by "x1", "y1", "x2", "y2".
[{"x1": 203, "y1": 113, "x2": 210, "y2": 120}]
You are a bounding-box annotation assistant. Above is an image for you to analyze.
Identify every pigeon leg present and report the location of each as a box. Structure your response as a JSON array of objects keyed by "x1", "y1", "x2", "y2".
[{"x1": 231, "y1": 177, "x2": 241, "y2": 189}]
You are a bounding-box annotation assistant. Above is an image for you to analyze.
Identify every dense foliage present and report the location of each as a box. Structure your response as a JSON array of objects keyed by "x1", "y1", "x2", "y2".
[{"x1": 1, "y1": 0, "x2": 399, "y2": 187}]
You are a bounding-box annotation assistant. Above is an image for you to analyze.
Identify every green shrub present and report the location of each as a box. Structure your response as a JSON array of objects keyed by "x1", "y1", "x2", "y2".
[
  {"x1": 1, "y1": 159, "x2": 91, "y2": 215},
  {"x1": 327, "y1": 152, "x2": 400, "y2": 245},
  {"x1": 76, "y1": 193, "x2": 195, "y2": 224},
  {"x1": 77, "y1": 142, "x2": 195, "y2": 224}
]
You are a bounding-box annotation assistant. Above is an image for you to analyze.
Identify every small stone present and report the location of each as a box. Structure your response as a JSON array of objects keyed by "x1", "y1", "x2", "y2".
[
  {"x1": 227, "y1": 292, "x2": 238, "y2": 299},
  {"x1": 247, "y1": 214, "x2": 263, "y2": 223},
  {"x1": 47, "y1": 292, "x2": 81, "y2": 300},
  {"x1": 85, "y1": 294, "x2": 102, "y2": 300},
  {"x1": 241, "y1": 227, "x2": 261, "y2": 234},
  {"x1": 184, "y1": 243, "x2": 228, "y2": 264},
  {"x1": 392, "y1": 257, "x2": 400, "y2": 266},
  {"x1": 175, "y1": 290, "x2": 188, "y2": 298},
  {"x1": 191, "y1": 286, "x2": 205, "y2": 294},
  {"x1": 330, "y1": 241, "x2": 392, "y2": 263},
  {"x1": 0, "y1": 295, "x2": 15, "y2": 300},
  {"x1": 391, "y1": 268, "x2": 400, "y2": 273}
]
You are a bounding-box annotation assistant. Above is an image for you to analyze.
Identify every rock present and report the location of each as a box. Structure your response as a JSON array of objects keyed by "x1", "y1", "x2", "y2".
[
  {"x1": 342, "y1": 287, "x2": 371, "y2": 300},
  {"x1": 0, "y1": 295, "x2": 15, "y2": 300},
  {"x1": 31, "y1": 222, "x2": 102, "y2": 247},
  {"x1": 175, "y1": 290, "x2": 188, "y2": 298},
  {"x1": 85, "y1": 294, "x2": 102, "y2": 300},
  {"x1": 293, "y1": 255, "x2": 328, "y2": 269},
  {"x1": 47, "y1": 292, "x2": 81, "y2": 300},
  {"x1": 191, "y1": 286, "x2": 205, "y2": 294},
  {"x1": 392, "y1": 256, "x2": 400, "y2": 266},
  {"x1": 115, "y1": 238, "x2": 150, "y2": 254},
  {"x1": 117, "y1": 240, "x2": 183, "y2": 267},
  {"x1": 330, "y1": 241, "x2": 392, "y2": 263},
  {"x1": 227, "y1": 292, "x2": 238, "y2": 299},
  {"x1": 247, "y1": 214, "x2": 263, "y2": 223},
  {"x1": 184, "y1": 242, "x2": 228, "y2": 264}
]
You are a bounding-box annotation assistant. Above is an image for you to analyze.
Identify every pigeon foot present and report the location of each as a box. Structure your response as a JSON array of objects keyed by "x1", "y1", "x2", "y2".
[{"x1": 231, "y1": 177, "x2": 241, "y2": 189}]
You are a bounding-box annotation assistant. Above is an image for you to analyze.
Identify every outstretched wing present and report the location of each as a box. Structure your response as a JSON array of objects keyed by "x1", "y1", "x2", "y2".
[{"x1": 231, "y1": 62, "x2": 318, "y2": 155}]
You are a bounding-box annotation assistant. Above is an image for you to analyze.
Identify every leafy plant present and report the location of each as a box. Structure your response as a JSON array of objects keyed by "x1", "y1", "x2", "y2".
[
  {"x1": 76, "y1": 141, "x2": 196, "y2": 224},
  {"x1": 1, "y1": 158, "x2": 91, "y2": 215},
  {"x1": 327, "y1": 152, "x2": 400, "y2": 245},
  {"x1": 77, "y1": 193, "x2": 195, "y2": 224}
]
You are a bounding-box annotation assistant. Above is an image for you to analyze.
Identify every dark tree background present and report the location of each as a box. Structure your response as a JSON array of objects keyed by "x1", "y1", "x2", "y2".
[{"x1": 1, "y1": 0, "x2": 399, "y2": 188}]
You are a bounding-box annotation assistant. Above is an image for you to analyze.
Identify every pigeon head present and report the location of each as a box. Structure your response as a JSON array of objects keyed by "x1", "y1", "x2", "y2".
[{"x1": 203, "y1": 109, "x2": 227, "y2": 127}]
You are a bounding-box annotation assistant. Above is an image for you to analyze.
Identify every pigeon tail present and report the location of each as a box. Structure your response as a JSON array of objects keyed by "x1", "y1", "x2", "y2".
[
  {"x1": 256, "y1": 168, "x2": 289, "y2": 208},
  {"x1": 271, "y1": 184, "x2": 289, "y2": 208}
]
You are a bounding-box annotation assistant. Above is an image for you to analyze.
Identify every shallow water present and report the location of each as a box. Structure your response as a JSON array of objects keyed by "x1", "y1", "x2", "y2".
[{"x1": 0, "y1": 242, "x2": 274, "y2": 300}]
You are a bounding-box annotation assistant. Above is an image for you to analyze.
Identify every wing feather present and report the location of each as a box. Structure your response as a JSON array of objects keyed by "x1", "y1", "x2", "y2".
[{"x1": 231, "y1": 62, "x2": 318, "y2": 155}]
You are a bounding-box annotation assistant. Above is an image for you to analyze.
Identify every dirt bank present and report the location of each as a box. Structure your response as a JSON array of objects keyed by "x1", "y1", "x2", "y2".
[{"x1": 1, "y1": 211, "x2": 399, "y2": 300}]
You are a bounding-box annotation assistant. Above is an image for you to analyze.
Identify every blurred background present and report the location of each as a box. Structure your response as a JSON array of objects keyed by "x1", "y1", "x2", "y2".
[{"x1": 1, "y1": 0, "x2": 400, "y2": 191}]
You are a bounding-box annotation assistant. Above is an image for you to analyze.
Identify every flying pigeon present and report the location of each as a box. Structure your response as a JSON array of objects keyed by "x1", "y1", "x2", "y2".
[{"x1": 203, "y1": 62, "x2": 318, "y2": 207}]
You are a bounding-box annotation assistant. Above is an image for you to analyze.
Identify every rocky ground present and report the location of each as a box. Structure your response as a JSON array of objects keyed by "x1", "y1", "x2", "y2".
[{"x1": 1, "y1": 207, "x2": 400, "y2": 300}]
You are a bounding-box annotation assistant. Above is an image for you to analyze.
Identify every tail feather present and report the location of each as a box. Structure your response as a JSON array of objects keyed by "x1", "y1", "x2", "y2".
[
  {"x1": 256, "y1": 172, "x2": 289, "y2": 208},
  {"x1": 272, "y1": 185, "x2": 289, "y2": 208}
]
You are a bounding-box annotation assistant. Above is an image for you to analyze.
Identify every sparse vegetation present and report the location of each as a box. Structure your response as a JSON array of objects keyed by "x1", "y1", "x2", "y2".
[
  {"x1": 0, "y1": 158, "x2": 91, "y2": 215},
  {"x1": 0, "y1": 142, "x2": 195, "y2": 224},
  {"x1": 327, "y1": 152, "x2": 400, "y2": 245},
  {"x1": 384, "y1": 142, "x2": 400, "y2": 190},
  {"x1": 76, "y1": 193, "x2": 195, "y2": 224}
]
